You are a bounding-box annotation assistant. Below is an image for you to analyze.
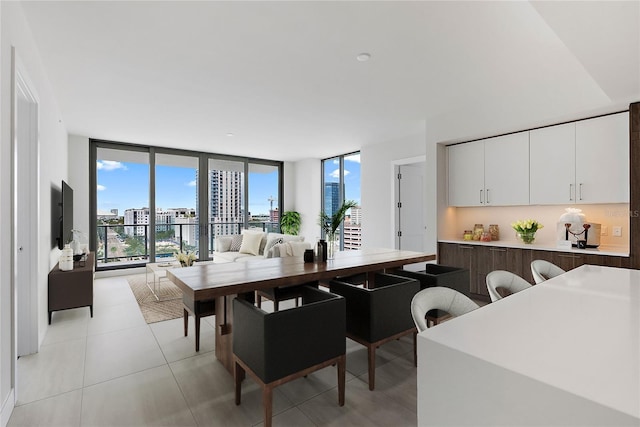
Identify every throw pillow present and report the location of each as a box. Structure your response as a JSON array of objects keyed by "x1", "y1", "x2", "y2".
[
  {"x1": 278, "y1": 241, "x2": 311, "y2": 257},
  {"x1": 263, "y1": 237, "x2": 283, "y2": 258},
  {"x1": 242, "y1": 229, "x2": 267, "y2": 254},
  {"x1": 230, "y1": 234, "x2": 243, "y2": 252},
  {"x1": 214, "y1": 236, "x2": 233, "y2": 253},
  {"x1": 239, "y1": 231, "x2": 263, "y2": 256},
  {"x1": 267, "y1": 243, "x2": 282, "y2": 258}
]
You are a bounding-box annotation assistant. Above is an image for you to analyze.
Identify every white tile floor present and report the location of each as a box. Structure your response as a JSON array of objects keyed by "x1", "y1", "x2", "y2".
[{"x1": 9, "y1": 275, "x2": 420, "y2": 427}]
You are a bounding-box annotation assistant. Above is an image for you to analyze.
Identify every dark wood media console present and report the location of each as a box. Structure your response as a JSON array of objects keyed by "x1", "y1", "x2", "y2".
[{"x1": 48, "y1": 252, "x2": 95, "y2": 324}]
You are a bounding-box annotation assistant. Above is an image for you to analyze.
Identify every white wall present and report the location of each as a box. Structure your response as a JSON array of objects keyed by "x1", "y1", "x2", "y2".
[
  {"x1": 68, "y1": 135, "x2": 90, "y2": 237},
  {"x1": 0, "y1": 2, "x2": 68, "y2": 423},
  {"x1": 361, "y1": 130, "x2": 432, "y2": 250},
  {"x1": 288, "y1": 159, "x2": 321, "y2": 242}
]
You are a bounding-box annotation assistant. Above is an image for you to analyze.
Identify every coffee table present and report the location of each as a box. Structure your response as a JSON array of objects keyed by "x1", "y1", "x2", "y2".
[{"x1": 146, "y1": 261, "x2": 182, "y2": 301}]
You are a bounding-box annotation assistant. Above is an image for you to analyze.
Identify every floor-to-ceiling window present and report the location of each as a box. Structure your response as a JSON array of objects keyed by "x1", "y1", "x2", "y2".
[
  {"x1": 321, "y1": 151, "x2": 361, "y2": 250},
  {"x1": 155, "y1": 153, "x2": 199, "y2": 258},
  {"x1": 91, "y1": 140, "x2": 282, "y2": 270},
  {"x1": 95, "y1": 146, "x2": 150, "y2": 266},
  {"x1": 248, "y1": 162, "x2": 280, "y2": 233}
]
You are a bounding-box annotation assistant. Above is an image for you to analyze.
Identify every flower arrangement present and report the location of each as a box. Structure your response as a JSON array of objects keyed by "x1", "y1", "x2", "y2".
[
  {"x1": 174, "y1": 250, "x2": 196, "y2": 267},
  {"x1": 511, "y1": 219, "x2": 543, "y2": 244}
]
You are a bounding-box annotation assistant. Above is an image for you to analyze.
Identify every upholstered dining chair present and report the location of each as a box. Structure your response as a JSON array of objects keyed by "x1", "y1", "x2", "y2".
[
  {"x1": 411, "y1": 287, "x2": 479, "y2": 333},
  {"x1": 486, "y1": 270, "x2": 532, "y2": 303},
  {"x1": 233, "y1": 286, "x2": 346, "y2": 427},
  {"x1": 329, "y1": 273, "x2": 421, "y2": 390},
  {"x1": 531, "y1": 259, "x2": 566, "y2": 284}
]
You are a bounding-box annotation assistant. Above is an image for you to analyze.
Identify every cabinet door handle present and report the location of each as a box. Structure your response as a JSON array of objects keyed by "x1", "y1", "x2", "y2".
[
  {"x1": 579, "y1": 183, "x2": 583, "y2": 201},
  {"x1": 569, "y1": 183, "x2": 573, "y2": 201},
  {"x1": 486, "y1": 189, "x2": 490, "y2": 204},
  {"x1": 490, "y1": 248, "x2": 506, "y2": 252},
  {"x1": 480, "y1": 189, "x2": 484, "y2": 204},
  {"x1": 459, "y1": 245, "x2": 474, "y2": 250}
]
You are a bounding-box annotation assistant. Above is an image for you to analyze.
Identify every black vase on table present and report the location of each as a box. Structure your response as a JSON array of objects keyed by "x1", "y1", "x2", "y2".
[{"x1": 317, "y1": 239, "x2": 328, "y2": 262}]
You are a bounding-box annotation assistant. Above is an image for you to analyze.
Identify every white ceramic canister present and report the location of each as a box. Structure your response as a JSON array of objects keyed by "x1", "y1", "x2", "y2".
[{"x1": 59, "y1": 244, "x2": 74, "y2": 271}]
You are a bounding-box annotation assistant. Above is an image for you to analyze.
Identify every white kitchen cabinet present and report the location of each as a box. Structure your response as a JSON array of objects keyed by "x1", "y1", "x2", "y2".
[
  {"x1": 529, "y1": 112, "x2": 629, "y2": 205},
  {"x1": 530, "y1": 122, "x2": 576, "y2": 205},
  {"x1": 484, "y1": 132, "x2": 530, "y2": 206},
  {"x1": 448, "y1": 141, "x2": 484, "y2": 207},
  {"x1": 575, "y1": 113, "x2": 629, "y2": 204},
  {"x1": 448, "y1": 132, "x2": 529, "y2": 207}
]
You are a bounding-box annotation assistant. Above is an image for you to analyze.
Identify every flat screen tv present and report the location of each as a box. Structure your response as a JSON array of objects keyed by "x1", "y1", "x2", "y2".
[{"x1": 58, "y1": 180, "x2": 73, "y2": 249}]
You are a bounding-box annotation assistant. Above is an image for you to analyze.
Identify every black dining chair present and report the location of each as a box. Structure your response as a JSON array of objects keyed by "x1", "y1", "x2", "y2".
[
  {"x1": 233, "y1": 285, "x2": 346, "y2": 427},
  {"x1": 329, "y1": 272, "x2": 420, "y2": 390}
]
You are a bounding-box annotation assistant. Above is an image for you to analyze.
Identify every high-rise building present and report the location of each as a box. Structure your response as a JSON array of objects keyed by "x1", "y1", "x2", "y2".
[
  {"x1": 349, "y1": 206, "x2": 362, "y2": 225},
  {"x1": 169, "y1": 208, "x2": 197, "y2": 248},
  {"x1": 124, "y1": 208, "x2": 150, "y2": 236},
  {"x1": 210, "y1": 169, "x2": 244, "y2": 235},
  {"x1": 324, "y1": 182, "x2": 340, "y2": 217}
]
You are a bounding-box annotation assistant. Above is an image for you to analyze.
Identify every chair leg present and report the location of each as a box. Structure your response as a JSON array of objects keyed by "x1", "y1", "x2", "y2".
[
  {"x1": 234, "y1": 361, "x2": 243, "y2": 405},
  {"x1": 274, "y1": 299, "x2": 279, "y2": 311},
  {"x1": 263, "y1": 386, "x2": 273, "y2": 427},
  {"x1": 367, "y1": 344, "x2": 376, "y2": 391},
  {"x1": 337, "y1": 354, "x2": 346, "y2": 406},
  {"x1": 256, "y1": 292, "x2": 262, "y2": 308},
  {"x1": 183, "y1": 309, "x2": 188, "y2": 337}
]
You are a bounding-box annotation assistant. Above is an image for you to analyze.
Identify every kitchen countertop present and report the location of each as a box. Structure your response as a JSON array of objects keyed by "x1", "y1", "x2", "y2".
[
  {"x1": 438, "y1": 238, "x2": 629, "y2": 257},
  {"x1": 416, "y1": 264, "x2": 640, "y2": 425}
]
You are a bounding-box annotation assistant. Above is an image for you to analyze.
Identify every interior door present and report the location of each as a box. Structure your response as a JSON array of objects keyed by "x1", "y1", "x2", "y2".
[
  {"x1": 397, "y1": 163, "x2": 425, "y2": 252},
  {"x1": 15, "y1": 68, "x2": 39, "y2": 357}
]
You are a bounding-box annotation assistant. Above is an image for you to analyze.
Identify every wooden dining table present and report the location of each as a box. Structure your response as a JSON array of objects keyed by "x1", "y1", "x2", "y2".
[{"x1": 168, "y1": 248, "x2": 436, "y2": 373}]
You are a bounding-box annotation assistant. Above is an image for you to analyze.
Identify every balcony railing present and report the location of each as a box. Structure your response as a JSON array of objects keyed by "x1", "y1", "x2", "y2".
[{"x1": 96, "y1": 221, "x2": 280, "y2": 268}]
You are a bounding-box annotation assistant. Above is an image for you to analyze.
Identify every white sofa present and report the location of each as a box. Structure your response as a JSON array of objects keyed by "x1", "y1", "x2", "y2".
[{"x1": 213, "y1": 230, "x2": 311, "y2": 263}]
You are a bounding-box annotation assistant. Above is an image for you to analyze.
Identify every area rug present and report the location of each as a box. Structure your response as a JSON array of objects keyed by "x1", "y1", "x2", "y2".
[{"x1": 127, "y1": 274, "x2": 183, "y2": 324}]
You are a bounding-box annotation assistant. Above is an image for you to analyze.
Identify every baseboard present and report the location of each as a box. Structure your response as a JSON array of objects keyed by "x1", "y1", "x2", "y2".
[{"x1": 0, "y1": 388, "x2": 15, "y2": 427}]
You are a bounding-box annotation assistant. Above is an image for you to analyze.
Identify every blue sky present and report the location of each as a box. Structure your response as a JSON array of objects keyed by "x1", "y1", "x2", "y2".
[
  {"x1": 323, "y1": 154, "x2": 361, "y2": 205},
  {"x1": 97, "y1": 161, "x2": 285, "y2": 216}
]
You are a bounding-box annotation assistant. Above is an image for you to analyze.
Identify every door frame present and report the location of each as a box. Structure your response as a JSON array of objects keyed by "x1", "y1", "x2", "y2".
[
  {"x1": 12, "y1": 49, "x2": 40, "y2": 359},
  {"x1": 391, "y1": 155, "x2": 426, "y2": 249}
]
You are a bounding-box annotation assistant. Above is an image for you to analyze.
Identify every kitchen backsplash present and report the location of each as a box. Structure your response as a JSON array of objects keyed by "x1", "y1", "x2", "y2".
[{"x1": 441, "y1": 203, "x2": 630, "y2": 249}]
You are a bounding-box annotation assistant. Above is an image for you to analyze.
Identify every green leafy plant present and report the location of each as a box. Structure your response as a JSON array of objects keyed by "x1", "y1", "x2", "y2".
[
  {"x1": 280, "y1": 211, "x2": 301, "y2": 235},
  {"x1": 319, "y1": 200, "x2": 358, "y2": 236}
]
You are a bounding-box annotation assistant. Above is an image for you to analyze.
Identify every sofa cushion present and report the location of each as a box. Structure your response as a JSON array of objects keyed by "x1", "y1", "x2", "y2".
[
  {"x1": 215, "y1": 251, "x2": 254, "y2": 263},
  {"x1": 215, "y1": 235, "x2": 233, "y2": 253},
  {"x1": 242, "y1": 229, "x2": 268, "y2": 254},
  {"x1": 239, "y1": 231, "x2": 263, "y2": 256},
  {"x1": 267, "y1": 232, "x2": 305, "y2": 243},
  {"x1": 230, "y1": 234, "x2": 243, "y2": 252}
]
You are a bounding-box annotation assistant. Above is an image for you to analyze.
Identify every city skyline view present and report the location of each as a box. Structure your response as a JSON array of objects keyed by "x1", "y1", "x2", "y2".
[{"x1": 97, "y1": 156, "x2": 361, "y2": 218}]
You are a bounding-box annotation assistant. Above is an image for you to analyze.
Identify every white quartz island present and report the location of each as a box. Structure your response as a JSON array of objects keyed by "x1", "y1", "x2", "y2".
[{"x1": 417, "y1": 264, "x2": 639, "y2": 426}]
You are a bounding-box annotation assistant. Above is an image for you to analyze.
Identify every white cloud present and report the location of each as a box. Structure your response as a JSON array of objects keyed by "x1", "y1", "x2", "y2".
[
  {"x1": 330, "y1": 169, "x2": 350, "y2": 179},
  {"x1": 187, "y1": 180, "x2": 197, "y2": 187},
  {"x1": 97, "y1": 184, "x2": 106, "y2": 191},
  {"x1": 345, "y1": 154, "x2": 360, "y2": 163},
  {"x1": 97, "y1": 160, "x2": 126, "y2": 171}
]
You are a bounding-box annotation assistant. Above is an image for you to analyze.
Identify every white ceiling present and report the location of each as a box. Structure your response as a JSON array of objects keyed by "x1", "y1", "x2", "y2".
[{"x1": 19, "y1": 1, "x2": 640, "y2": 161}]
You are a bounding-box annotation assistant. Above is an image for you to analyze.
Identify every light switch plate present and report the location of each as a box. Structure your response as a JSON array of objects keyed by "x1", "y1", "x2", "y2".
[
  {"x1": 613, "y1": 226, "x2": 622, "y2": 237},
  {"x1": 601, "y1": 225, "x2": 608, "y2": 236}
]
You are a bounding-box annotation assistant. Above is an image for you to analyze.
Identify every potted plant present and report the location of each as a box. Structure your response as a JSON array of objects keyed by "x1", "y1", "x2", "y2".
[
  {"x1": 280, "y1": 211, "x2": 301, "y2": 235},
  {"x1": 318, "y1": 200, "x2": 358, "y2": 259}
]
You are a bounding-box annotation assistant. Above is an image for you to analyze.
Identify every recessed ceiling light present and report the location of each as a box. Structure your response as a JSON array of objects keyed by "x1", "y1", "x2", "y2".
[
  {"x1": 356, "y1": 53, "x2": 371, "y2": 62},
  {"x1": 226, "y1": 133, "x2": 234, "y2": 137}
]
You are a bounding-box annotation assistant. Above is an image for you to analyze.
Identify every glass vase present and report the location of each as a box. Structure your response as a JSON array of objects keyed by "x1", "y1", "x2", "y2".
[
  {"x1": 327, "y1": 232, "x2": 337, "y2": 259},
  {"x1": 517, "y1": 231, "x2": 536, "y2": 244}
]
